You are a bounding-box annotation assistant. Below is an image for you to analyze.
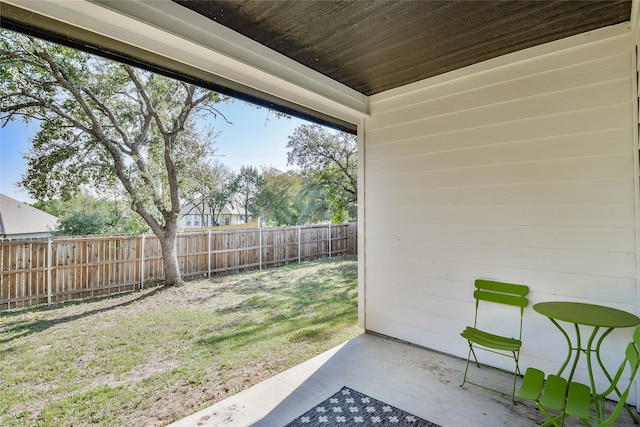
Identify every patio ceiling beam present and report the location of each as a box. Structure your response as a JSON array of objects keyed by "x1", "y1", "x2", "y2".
[{"x1": 1, "y1": 0, "x2": 368, "y2": 130}]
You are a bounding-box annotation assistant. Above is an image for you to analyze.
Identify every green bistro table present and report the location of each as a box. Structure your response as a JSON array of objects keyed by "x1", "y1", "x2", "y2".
[{"x1": 533, "y1": 301, "x2": 640, "y2": 422}]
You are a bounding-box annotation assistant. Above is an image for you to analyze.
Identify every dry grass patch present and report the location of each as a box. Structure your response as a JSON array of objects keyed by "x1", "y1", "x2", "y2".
[{"x1": 0, "y1": 256, "x2": 360, "y2": 426}]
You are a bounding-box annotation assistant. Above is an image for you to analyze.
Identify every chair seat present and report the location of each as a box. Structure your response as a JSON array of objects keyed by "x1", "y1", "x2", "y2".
[{"x1": 461, "y1": 326, "x2": 522, "y2": 351}]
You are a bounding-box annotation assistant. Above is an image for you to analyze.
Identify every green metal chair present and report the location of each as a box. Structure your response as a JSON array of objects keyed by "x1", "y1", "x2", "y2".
[
  {"x1": 517, "y1": 367, "x2": 569, "y2": 427},
  {"x1": 517, "y1": 326, "x2": 640, "y2": 427},
  {"x1": 460, "y1": 279, "x2": 529, "y2": 401},
  {"x1": 564, "y1": 326, "x2": 640, "y2": 426}
]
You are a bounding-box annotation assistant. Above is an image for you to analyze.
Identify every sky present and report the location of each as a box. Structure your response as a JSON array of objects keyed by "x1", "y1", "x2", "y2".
[{"x1": 0, "y1": 100, "x2": 312, "y2": 204}]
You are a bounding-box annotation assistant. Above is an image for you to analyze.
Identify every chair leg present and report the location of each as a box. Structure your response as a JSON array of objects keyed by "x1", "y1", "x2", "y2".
[
  {"x1": 469, "y1": 345, "x2": 481, "y2": 368},
  {"x1": 461, "y1": 345, "x2": 473, "y2": 387},
  {"x1": 536, "y1": 409, "x2": 565, "y2": 427},
  {"x1": 537, "y1": 400, "x2": 567, "y2": 427},
  {"x1": 461, "y1": 342, "x2": 523, "y2": 403},
  {"x1": 510, "y1": 351, "x2": 520, "y2": 403}
]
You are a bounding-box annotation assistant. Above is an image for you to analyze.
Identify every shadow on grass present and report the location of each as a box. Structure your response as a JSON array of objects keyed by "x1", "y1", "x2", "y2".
[
  {"x1": 196, "y1": 261, "x2": 358, "y2": 350},
  {"x1": 197, "y1": 306, "x2": 357, "y2": 352},
  {"x1": 0, "y1": 286, "x2": 164, "y2": 345}
]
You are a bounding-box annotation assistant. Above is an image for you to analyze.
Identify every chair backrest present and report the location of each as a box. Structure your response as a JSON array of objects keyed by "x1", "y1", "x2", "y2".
[
  {"x1": 539, "y1": 374, "x2": 568, "y2": 412},
  {"x1": 596, "y1": 326, "x2": 640, "y2": 427},
  {"x1": 472, "y1": 279, "x2": 529, "y2": 338},
  {"x1": 474, "y1": 279, "x2": 529, "y2": 307}
]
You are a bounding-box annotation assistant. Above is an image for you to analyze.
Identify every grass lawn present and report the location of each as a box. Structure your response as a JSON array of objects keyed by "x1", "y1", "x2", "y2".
[{"x1": 0, "y1": 256, "x2": 361, "y2": 427}]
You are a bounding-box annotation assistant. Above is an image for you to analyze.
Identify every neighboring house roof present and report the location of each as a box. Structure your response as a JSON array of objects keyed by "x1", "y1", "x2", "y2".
[
  {"x1": 220, "y1": 204, "x2": 245, "y2": 216},
  {"x1": 180, "y1": 202, "x2": 247, "y2": 217},
  {"x1": 180, "y1": 202, "x2": 202, "y2": 216},
  {"x1": 0, "y1": 193, "x2": 58, "y2": 237}
]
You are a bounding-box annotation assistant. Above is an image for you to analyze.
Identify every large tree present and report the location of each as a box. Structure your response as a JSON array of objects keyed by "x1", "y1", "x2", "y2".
[
  {"x1": 295, "y1": 170, "x2": 333, "y2": 224},
  {"x1": 183, "y1": 159, "x2": 237, "y2": 226},
  {"x1": 287, "y1": 124, "x2": 358, "y2": 222},
  {"x1": 256, "y1": 167, "x2": 301, "y2": 226},
  {"x1": 234, "y1": 165, "x2": 262, "y2": 223},
  {"x1": 0, "y1": 30, "x2": 227, "y2": 286}
]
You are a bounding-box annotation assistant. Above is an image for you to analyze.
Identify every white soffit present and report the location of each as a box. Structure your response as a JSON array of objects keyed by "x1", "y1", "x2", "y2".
[{"x1": 3, "y1": 0, "x2": 369, "y2": 125}]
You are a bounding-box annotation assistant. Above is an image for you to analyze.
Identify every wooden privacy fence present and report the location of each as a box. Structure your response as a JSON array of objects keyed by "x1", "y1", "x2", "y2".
[{"x1": 0, "y1": 223, "x2": 357, "y2": 310}]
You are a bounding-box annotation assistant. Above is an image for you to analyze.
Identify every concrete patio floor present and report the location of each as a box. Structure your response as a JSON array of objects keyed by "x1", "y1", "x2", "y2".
[{"x1": 170, "y1": 333, "x2": 638, "y2": 427}]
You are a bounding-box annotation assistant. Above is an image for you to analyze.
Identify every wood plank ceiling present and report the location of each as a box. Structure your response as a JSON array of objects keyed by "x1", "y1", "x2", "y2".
[{"x1": 174, "y1": 0, "x2": 631, "y2": 96}]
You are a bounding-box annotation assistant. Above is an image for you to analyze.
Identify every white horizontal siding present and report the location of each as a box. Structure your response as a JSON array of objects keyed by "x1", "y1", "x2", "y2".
[
  {"x1": 366, "y1": 223, "x2": 635, "y2": 253},
  {"x1": 366, "y1": 203, "x2": 635, "y2": 228},
  {"x1": 365, "y1": 258, "x2": 637, "y2": 305},
  {"x1": 363, "y1": 23, "x2": 638, "y2": 380},
  {"x1": 366, "y1": 178, "x2": 635, "y2": 207},
  {"x1": 367, "y1": 78, "x2": 630, "y2": 139},
  {"x1": 369, "y1": 25, "x2": 631, "y2": 114},
  {"x1": 367, "y1": 241, "x2": 635, "y2": 278},
  {"x1": 367, "y1": 104, "x2": 630, "y2": 159},
  {"x1": 366, "y1": 129, "x2": 632, "y2": 173}
]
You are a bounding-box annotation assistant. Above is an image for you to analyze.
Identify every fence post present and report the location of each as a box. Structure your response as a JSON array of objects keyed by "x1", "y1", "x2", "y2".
[
  {"x1": 207, "y1": 229, "x2": 212, "y2": 278},
  {"x1": 298, "y1": 226, "x2": 301, "y2": 264},
  {"x1": 328, "y1": 223, "x2": 332, "y2": 258},
  {"x1": 259, "y1": 225, "x2": 263, "y2": 270},
  {"x1": 47, "y1": 238, "x2": 52, "y2": 306},
  {"x1": 140, "y1": 234, "x2": 145, "y2": 290}
]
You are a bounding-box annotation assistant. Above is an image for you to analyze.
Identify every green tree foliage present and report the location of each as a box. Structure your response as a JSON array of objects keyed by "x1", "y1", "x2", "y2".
[
  {"x1": 256, "y1": 167, "x2": 301, "y2": 226},
  {"x1": 234, "y1": 165, "x2": 262, "y2": 223},
  {"x1": 0, "y1": 30, "x2": 228, "y2": 286},
  {"x1": 286, "y1": 124, "x2": 357, "y2": 222},
  {"x1": 34, "y1": 194, "x2": 148, "y2": 236},
  {"x1": 294, "y1": 170, "x2": 331, "y2": 224},
  {"x1": 182, "y1": 159, "x2": 237, "y2": 226}
]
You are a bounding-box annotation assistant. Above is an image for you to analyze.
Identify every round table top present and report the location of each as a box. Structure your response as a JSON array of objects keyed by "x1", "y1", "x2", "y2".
[{"x1": 533, "y1": 301, "x2": 640, "y2": 328}]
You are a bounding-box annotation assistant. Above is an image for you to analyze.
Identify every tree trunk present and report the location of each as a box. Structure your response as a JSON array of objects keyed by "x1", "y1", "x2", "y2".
[{"x1": 158, "y1": 220, "x2": 184, "y2": 287}]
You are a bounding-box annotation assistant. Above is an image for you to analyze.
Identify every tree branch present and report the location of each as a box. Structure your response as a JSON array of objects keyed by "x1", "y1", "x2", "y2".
[{"x1": 81, "y1": 87, "x2": 134, "y2": 155}]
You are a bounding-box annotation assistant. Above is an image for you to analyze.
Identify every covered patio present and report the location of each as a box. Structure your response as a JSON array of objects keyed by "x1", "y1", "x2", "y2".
[
  {"x1": 3, "y1": 0, "x2": 640, "y2": 425},
  {"x1": 170, "y1": 333, "x2": 636, "y2": 427}
]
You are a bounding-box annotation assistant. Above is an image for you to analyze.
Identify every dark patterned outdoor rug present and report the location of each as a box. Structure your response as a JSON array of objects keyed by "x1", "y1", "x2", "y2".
[{"x1": 285, "y1": 386, "x2": 441, "y2": 426}]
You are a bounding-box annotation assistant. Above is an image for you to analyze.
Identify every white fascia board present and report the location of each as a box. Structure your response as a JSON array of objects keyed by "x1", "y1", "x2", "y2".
[
  {"x1": 5, "y1": 0, "x2": 369, "y2": 124},
  {"x1": 633, "y1": 0, "x2": 640, "y2": 45}
]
